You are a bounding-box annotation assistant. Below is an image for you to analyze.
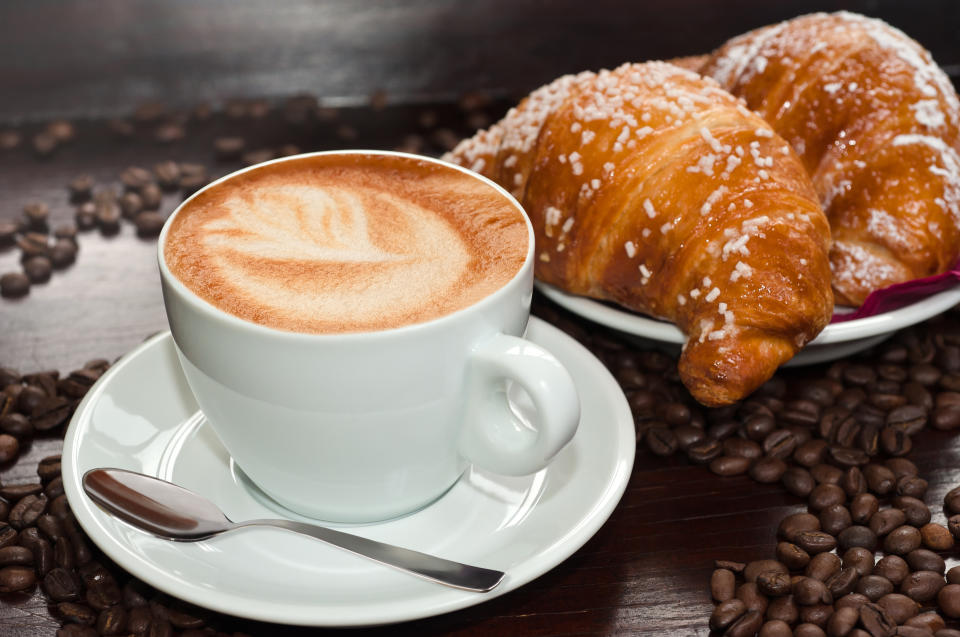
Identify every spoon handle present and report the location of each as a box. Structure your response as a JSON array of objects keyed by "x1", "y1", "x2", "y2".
[{"x1": 237, "y1": 518, "x2": 505, "y2": 593}]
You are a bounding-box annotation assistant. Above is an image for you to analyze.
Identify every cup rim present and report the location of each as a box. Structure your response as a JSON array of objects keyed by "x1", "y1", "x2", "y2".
[{"x1": 157, "y1": 149, "x2": 535, "y2": 341}]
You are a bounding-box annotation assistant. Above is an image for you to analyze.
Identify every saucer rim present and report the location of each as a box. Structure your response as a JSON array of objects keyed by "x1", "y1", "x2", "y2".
[
  {"x1": 536, "y1": 281, "x2": 960, "y2": 347},
  {"x1": 62, "y1": 317, "x2": 636, "y2": 627}
]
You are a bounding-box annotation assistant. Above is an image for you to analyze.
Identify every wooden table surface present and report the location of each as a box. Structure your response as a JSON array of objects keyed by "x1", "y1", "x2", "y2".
[{"x1": 2, "y1": 3, "x2": 960, "y2": 635}]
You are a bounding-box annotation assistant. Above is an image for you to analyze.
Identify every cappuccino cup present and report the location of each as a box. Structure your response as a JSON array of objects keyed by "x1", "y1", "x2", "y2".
[{"x1": 158, "y1": 150, "x2": 580, "y2": 522}]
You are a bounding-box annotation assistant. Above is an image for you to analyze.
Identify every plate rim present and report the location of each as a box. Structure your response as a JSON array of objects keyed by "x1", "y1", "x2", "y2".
[
  {"x1": 61, "y1": 317, "x2": 636, "y2": 627},
  {"x1": 536, "y1": 281, "x2": 960, "y2": 346}
]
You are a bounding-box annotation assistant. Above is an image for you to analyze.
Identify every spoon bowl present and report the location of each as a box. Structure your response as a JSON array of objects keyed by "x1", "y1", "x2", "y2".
[{"x1": 82, "y1": 468, "x2": 505, "y2": 592}]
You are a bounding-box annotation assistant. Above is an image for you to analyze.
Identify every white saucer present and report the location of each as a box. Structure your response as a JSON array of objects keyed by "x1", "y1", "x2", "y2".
[
  {"x1": 537, "y1": 282, "x2": 960, "y2": 366},
  {"x1": 61, "y1": 317, "x2": 635, "y2": 627}
]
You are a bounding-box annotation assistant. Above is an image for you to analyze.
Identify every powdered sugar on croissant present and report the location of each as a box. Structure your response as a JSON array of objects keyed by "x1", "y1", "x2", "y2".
[
  {"x1": 445, "y1": 62, "x2": 833, "y2": 405},
  {"x1": 701, "y1": 11, "x2": 960, "y2": 305}
]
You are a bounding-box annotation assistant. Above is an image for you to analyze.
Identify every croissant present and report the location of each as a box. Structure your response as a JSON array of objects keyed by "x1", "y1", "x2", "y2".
[
  {"x1": 700, "y1": 11, "x2": 960, "y2": 306},
  {"x1": 444, "y1": 62, "x2": 833, "y2": 406}
]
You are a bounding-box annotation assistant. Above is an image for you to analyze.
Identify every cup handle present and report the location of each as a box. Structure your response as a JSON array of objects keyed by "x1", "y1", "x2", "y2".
[{"x1": 459, "y1": 333, "x2": 580, "y2": 476}]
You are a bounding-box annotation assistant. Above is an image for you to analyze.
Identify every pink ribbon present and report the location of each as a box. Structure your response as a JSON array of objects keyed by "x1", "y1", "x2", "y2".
[{"x1": 831, "y1": 264, "x2": 960, "y2": 323}]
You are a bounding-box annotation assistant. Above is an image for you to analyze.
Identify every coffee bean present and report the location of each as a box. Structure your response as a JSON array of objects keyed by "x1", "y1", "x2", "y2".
[
  {"x1": 874, "y1": 556, "x2": 910, "y2": 586},
  {"x1": 0, "y1": 545, "x2": 32, "y2": 566},
  {"x1": 23, "y1": 256, "x2": 53, "y2": 284},
  {"x1": 750, "y1": 456, "x2": 787, "y2": 483},
  {"x1": 842, "y1": 467, "x2": 867, "y2": 497},
  {"x1": 809, "y1": 484, "x2": 846, "y2": 512},
  {"x1": 686, "y1": 438, "x2": 722, "y2": 464},
  {"x1": 806, "y1": 553, "x2": 842, "y2": 581},
  {"x1": 745, "y1": 414, "x2": 777, "y2": 441},
  {"x1": 775, "y1": 541, "x2": 810, "y2": 570},
  {"x1": 845, "y1": 364, "x2": 876, "y2": 386},
  {"x1": 717, "y1": 559, "x2": 746, "y2": 574},
  {"x1": 783, "y1": 467, "x2": 816, "y2": 497},
  {"x1": 870, "y1": 509, "x2": 907, "y2": 536},
  {"x1": 835, "y1": 592, "x2": 870, "y2": 610},
  {"x1": 84, "y1": 569, "x2": 121, "y2": 609},
  {"x1": 901, "y1": 570, "x2": 946, "y2": 602},
  {"x1": 0, "y1": 565, "x2": 35, "y2": 592},
  {"x1": 812, "y1": 464, "x2": 844, "y2": 485},
  {"x1": 949, "y1": 565, "x2": 960, "y2": 586},
  {"x1": 710, "y1": 598, "x2": 747, "y2": 631},
  {"x1": 826, "y1": 605, "x2": 858, "y2": 636},
  {"x1": 765, "y1": 595, "x2": 799, "y2": 625},
  {"x1": 758, "y1": 619, "x2": 792, "y2": 637},
  {"x1": 54, "y1": 536, "x2": 74, "y2": 569},
  {"x1": 0, "y1": 130, "x2": 20, "y2": 150},
  {"x1": 851, "y1": 493, "x2": 880, "y2": 525},
  {"x1": 858, "y1": 424, "x2": 880, "y2": 456},
  {"x1": 837, "y1": 525, "x2": 878, "y2": 552},
  {"x1": 913, "y1": 617, "x2": 948, "y2": 635},
  {"x1": 842, "y1": 547, "x2": 874, "y2": 577},
  {"x1": 1, "y1": 483, "x2": 42, "y2": 500},
  {"x1": 134, "y1": 211, "x2": 166, "y2": 238},
  {"x1": 0, "y1": 433, "x2": 18, "y2": 463},
  {"x1": 37, "y1": 513, "x2": 63, "y2": 541},
  {"x1": 837, "y1": 388, "x2": 867, "y2": 410},
  {"x1": 829, "y1": 446, "x2": 869, "y2": 467},
  {"x1": 763, "y1": 429, "x2": 797, "y2": 459},
  {"x1": 121, "y1": 166, "x2": 153, "y2": 192},
  {"x1": 37, "y1": 455, "x2": 61, "y2": 482},
  {"x1": 711, "y1": 568, "x2": 736, "y2": 602},
  {"x1": 939, "y1": 584, "x2": 960, "y2": 618},
  {"x1": 9, "y1": 494, "x2": 46, "y2": 529},
  {"x1": 120, "y1": 191, "x2": 143, "y2": 219},
  {"x1": 796, "y1": 531, "x2": 837, "y2": 554},
  {"x1": 876, "y1": 592, "x2": 919, "y2": 625},
  {"x1": 127, "y1": 606, "x2": 151, "y2": 633},
  {"x1": 906, "y1": 549, "x2": 945, "y2": 574},
  {"x1": 57, "y1": 601, "x2": 97, "y2": 626},
  {"x1": 859, "y1": 602, "x2": 896, "y2": 636},
  {"x1": 725, "y1": 609, "x2": 763, "y2": 637},
  {"x1": 723, "y1": 437, "x2": 763, "y2": 460},
  {"x1": 884, "y1": 525, "x2": 922, "y2": 555},
  {"x1": 904, "y1": 382, "x2": 933, "y2": 410},
  {"x1": 737, "y1": 581, "x2": 769, "y2": 614},
  {"x1": 944, "y1": 486, "x2": 960, "y2": 514},
  {"x1": 794, "y1": 623, "x2": 827, "y2": 637},
  {"x1": 214, "y1": 136, "x2": 246, "y2": 160},
  {"x1": 795, "y1": 439, "x2": 829, "y2": 467},
  {"x1": 895, "y1": 475, "x2": 928, "y2": 499},
  {"x1": 793, "y1": 576, "x2": 833, "y2": 605},
  {"x1": 910, "y1": 363, "x2": 942, "y2": 386},
  {"x1": 886, "y1": 405, "x2": 928, "y2": 434},
  {"x1": 825, "y1": 567, "x2": 859, "y2": 598},
  {"x1": 891, "y1": 496, "x2": 930, "y2": 527},
  {"x1": 779, "y1": 513, "x2": 821, "y2": 542},
  {"x1": 932, "y1": 405, "x2": 960, "y2": 430},
  {"x1": 151, "y1": 161, "x2": 180, "y2": 191},
  {"x1": 95, "y1": 203, "x2": 121, "y2": 235},
  {"x1": 43, "y1": 567, "x2": 81, "y2": 601},
  {"x1": 757, "y1": 570, "x2": 792, "y2": 597},
  {"x1": 0, "y1": 272, "x2": 30, "y2": 298},
  {"x1": 820, "y1": 504, "x2": 852, "y2": 536},
  {"x1": 857, "y1": 575, "x2": 895, "y2": 601},
  {"x1": 646, "y1": 427, "x2": 677, "y2": 456},
  {"x1": 31, "y1": 395, "x2": 72, "y2": 431},
  {"x1": 744, "y1": 559, "x2": 788, "y2": 583},
  {"x1": 879, "y1": 427, "x2": 912, "y2": 456},
  {"x1": 821, "y1": 406, "x2": 853, "y2": 441},
  {"x1": 97, "y1": 606, "x2": 127, "y2": 635}
]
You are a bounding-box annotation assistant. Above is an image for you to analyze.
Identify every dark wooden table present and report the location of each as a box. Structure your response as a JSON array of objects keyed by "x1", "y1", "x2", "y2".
[{"x1": 2, "y1": 2, "x2": 960, "y2": 635}]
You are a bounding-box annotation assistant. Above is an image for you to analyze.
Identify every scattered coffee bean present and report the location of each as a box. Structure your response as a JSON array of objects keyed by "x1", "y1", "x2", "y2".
[
  {"x1": 1, "y1": 272, "x2": 30, "y2": 298},
  {"x1": 874, "y1": 555, "x2": 910, "y2": 587},
  {"x1": 711, "y1": 568, "x2": 736, "y2": 602},
  {"x1": 884, "y1": 525, "x2": 922, "y2": 555},
  {"x1": 901, "y1": 570, "x2": 946, "y2": 603}
]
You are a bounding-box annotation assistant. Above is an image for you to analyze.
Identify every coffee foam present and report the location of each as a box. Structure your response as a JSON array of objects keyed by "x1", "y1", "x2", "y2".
[{"x1": 164, "y1": 154, "x2": 528, "y2": 333}]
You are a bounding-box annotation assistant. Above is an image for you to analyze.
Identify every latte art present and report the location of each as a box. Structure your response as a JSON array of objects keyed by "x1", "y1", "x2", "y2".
[{"x1": 163, "y1": 154, "x2": 529, "y2": 333}]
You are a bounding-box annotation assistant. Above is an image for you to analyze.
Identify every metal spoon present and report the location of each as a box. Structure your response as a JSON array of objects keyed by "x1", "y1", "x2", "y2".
[{"x1": 82, "y1": 467, "x2": 504, "y2": 592}]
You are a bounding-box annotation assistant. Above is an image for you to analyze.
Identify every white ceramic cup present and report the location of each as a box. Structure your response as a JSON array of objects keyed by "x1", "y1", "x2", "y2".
[{"x1": 158, "y1": 150, "x2": 580, "y2": 523}]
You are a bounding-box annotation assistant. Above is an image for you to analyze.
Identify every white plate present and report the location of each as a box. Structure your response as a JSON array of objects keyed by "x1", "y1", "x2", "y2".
[
  {"x1": 537, "y1": 282, "x2": 960, "y2": 366},
  {"x1": 61, "y1": 317, "x2": 635, "y2": 627}
]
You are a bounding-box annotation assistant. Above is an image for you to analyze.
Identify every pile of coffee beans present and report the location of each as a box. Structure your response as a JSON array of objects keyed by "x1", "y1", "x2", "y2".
[{"x1": 536, "y1": 298, "x2": 960, "y2": 636}]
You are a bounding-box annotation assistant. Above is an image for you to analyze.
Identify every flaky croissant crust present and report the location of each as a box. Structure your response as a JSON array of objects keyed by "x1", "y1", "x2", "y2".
[
  {"x1": 701, "y1": 11, "x2": 960, "y2": 306},
  {"x1": 446, "y1": 62, "x2": 833, "y2": 405}
]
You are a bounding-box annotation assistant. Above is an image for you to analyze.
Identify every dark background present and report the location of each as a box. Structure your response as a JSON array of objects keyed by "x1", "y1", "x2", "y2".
[
  {"x1": 1, "y1": 1, "x2": 960, "y2": 635},
  {"x1": 1, "y1": 0, "x2": 958, "y2": 123}
]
